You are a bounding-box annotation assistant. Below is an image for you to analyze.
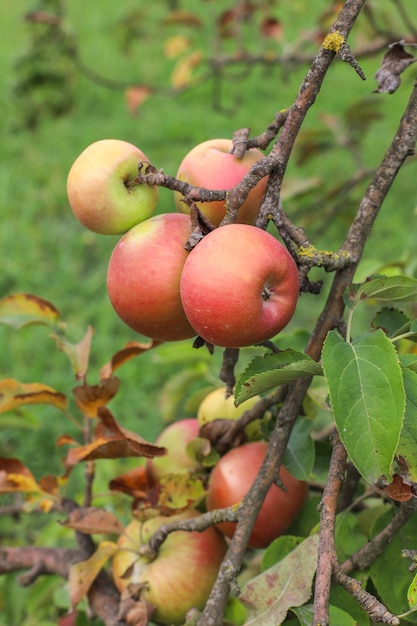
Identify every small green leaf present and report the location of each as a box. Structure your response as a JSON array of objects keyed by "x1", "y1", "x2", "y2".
[
  {"x1": 408, "y1": 571, "x2": 417, "y2": 613},
  {"x1": 346, "y1": 275, "x2": 417, "y2": 312},
  {"x1": 322, "y1": 329, "x2": 405, "y2": 484},
  {"x1": 235, "y1": 350, "x2": 322, "y2": 405},
  {"x1": 396, "y1": 368, "x2": 417, "y2": 482},
  {"x1": 283, "y1": 417, "x2": 315, "y2": 481},
  {"x1": 371, "y1": 307, "x2": 410, "y2": 338}
]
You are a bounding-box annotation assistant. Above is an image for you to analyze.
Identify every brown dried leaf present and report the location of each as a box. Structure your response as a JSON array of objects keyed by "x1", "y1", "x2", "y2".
[
  {"x1": 109, "y1": 465, "x2": 150, "y2": 500},
  {"x1": 68, "y1": 541, "x2": 117, "y2": 608},
  {"x1": 73, "y1": 377, "x2": 121, "y2": 417},
  {"x1": 374, "y1": 41, "x2": 417, "y2": 94},
  {"x1": 0, "y1": 378, "x2": 68, "y2": 414},
  {"x1": 61, "y1": 507, "x2": 124, "y2": 535},
  {"x1": 0, "y1": 292, "x2": 61, "y2": 330},
  {"x1": 118, "y1": 586, "x2": 155, "y2": 625},
  {"x1": 375, "y1": 473, "x2": 416, "y2": 502},
  {"x1": 163, "y1": 10, "x2": 202, "y2": 27},
  {"x1": 261, "y1": 17, "x2": 283, "y2": 40},
  {"x1": 100, "y1": 340, "x2": 162, "y2": 380},
  {"x1": 51, "y1": 326, "x2": 94, "y2": 381},
  {"x1": 39, "y1": 474, "x2": 60, "y2": 496},
  {"x1": 0, "y1": 457, "x2": 41, "y2": 493},
  {"x1": 63, "y1": 408, "x2": 167, "y2": 473},
  {"x1": 125, "y1": 86, "x2": 152, "y2": 116}
]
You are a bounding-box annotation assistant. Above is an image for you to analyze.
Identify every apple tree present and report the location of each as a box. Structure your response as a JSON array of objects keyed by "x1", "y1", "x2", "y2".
[{"x1": 2, "y1": 1, "x2": 417, "y2": 625}]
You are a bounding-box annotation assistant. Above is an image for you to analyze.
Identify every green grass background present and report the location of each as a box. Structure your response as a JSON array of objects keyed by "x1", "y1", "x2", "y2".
[{"x1": 0, "y1": 0, "x2": 416, "y2": 479}]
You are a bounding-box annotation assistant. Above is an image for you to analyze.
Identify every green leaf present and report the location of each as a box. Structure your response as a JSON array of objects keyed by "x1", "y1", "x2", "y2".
[
  {"x1": 235, "y1": 350, "x2": 322, "y2": 405},
  {"x1": 346, "y1": 275, "x2": 417, "y2": 312},
  {"x1": 322, "y1": 329, "x2": 405, "y2": 484},
  {"x1": 0, "y1": 293, "x2": 62, "y2": 330},
  {"x1": 396, "y1": 368, "x2": 417, "y2": 482},
  {"x1": 283, "y1": 417, "x2": 315, "y2": 481},
  {"x1": 261, "y1": 535, "x2": 304, "y2": 572},
  {"x1": 371, "y1": 307, "x2": 410, "y2": 338},
  {"x1": 240, "y1": 534, "x2": 319, "y2": 625},
  {"x1": 370, "y1": 511, "x2": 417, "y2": 621},
  {"x1": 335, "y1": 511, "x2": 368, "y2": 562},
  {"x1": 408, "y1": 571, "x2": 417, "y2": 613},
  {"x1": 290, "y1": 603, "x2": 358, "y2": 626}
]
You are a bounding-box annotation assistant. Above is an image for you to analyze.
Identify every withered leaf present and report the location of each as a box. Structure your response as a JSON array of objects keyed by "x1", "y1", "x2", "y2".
[
  {"x1": 374, "y1": 41, "x2": 416, "y2": 94},
  {"x1": 109, "y1": 465, "x2": 150, "y2": 500},
  {"x1": 52, "y1": 325, "x2": 94, "y2": 381},
  {"x1": 73, "y1": 377, "x2": 121, "y2": 417},
  {"x1": 0, "y1": 457, "x2": 40, "y2": 493},
  {"x1": 61, "y1": 506, "x2": 124, "y2": 535},
  {"x1": 0, "y1": 378, "x2": 68, "y2": 414},
  {"x1": 68, "y1": 541, "x2": 117, "y2": 608},
  {"x1": 100, "y1": 340, "x2": 162, "y2": 380},
  {"x1": 375, "y1": 473, "x2": 416, "y2": 502},
  {"x1": 63, "y1": 408, "x2": 167, "y2": 474},
  {"x1": 0, "y1": 292, "x2": 61, "y2": 330}
]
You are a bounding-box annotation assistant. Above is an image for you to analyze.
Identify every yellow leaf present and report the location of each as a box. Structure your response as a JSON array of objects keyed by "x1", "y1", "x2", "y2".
[
  {"x1": 0, "y1": 378, "x2": 68, "y2": 414},
  {"x1": 164, "y1": 35, "x2": 191, "y2": 59},
  {"x1": 171, "y1": 50, "x2": 203, "y2": 89},
  {"x1": 69, "y1": 541, "x2": 117, "y2": 607},
  {"x1": 0, "y1": 293, "x2": 61, "y2": 329}
]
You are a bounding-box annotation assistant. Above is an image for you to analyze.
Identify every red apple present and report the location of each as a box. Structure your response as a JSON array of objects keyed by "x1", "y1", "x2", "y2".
[
  {"x1": 206, "y1": 441, "x2": 308, "y2": 549},
  {"x1": 174, "y1": 138, "x2": 268, "y2": 226},
  {"x1": 67, "y1": 139, "x2": 158, "y2": 235},
  {"x1": 107, "y1": 213, "x2": 196, "y2": 342},
  {"x1": 112, "y1": 510, "x2": 227, "y2": 625},
  {"x1": 180, "y1": 224, "x2": 299, "y2": 348},
  {"x1": 146, "y1": 418, "x2": 201, "y2": 484}
]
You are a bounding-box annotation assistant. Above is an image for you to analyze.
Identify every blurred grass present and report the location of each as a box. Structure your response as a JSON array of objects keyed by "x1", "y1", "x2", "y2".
[{"x1": 0, "y1": 0, "x2": 416, "y2": 480}]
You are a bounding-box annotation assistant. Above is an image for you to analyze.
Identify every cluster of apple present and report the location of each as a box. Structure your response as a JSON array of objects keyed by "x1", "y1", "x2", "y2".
[
  {"x1": 111, "y1": 387, "x2": 308, "y2": 625},
  {"x1": 66, "y1": 138, "x2": 300, "y2": 349}
]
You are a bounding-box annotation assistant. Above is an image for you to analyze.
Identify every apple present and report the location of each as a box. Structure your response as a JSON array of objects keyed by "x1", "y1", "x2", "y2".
[
  {"x1": 174, "y1": 138, "x2": 268, "y2": 226},
  {"x1": 206, "y1": 441, "x2": 308, "y2": 549},
  {"x1": 67, "y1": 139, "x2": 158, "y2": 235},
  {"x1": 180, "y1": 224, "x2": 299, "y2": 348},
  {"x1": 107, "y1": 212, "x2": 196, "y2": 342},
  {"x1": 112, "y1": 510, "x2": 227, "y2": 625},
  {"x1": 146, "y1": 418, "x2": 201, "y2": 484},
  {"x1": 197, "y1": 386, "x2": 263, "y2": 440}
]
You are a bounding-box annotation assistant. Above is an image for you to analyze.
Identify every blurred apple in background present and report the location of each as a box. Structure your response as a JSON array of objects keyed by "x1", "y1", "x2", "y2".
[
  {"x1": 112, "y1": 510, "x2": 228, "y2": 625},
  {"x1": 180, "y1": 224, "x2": 299, "y2": 348},
  {"x1": 197, "y1": 386, "x2": 263, "y2": 440},
  {"x1": 146, "y1": 418, "x2": 201, "y2": 483},
  {"x1": 174, "y1": 138, "x2": 268, "y2": 226},
  {"x1": 67, "y1": 139, "x2": 158, "y2": 235},
  {"x1": 107, "y1": 212, "x2": 196, "y2": 341}
]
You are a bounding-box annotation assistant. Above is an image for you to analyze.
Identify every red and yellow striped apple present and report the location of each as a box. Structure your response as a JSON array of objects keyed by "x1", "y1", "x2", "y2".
[
  {"x1": 206, "y1": 441, "x2": 308, "y2": 549},
  {"x1": 112, "y1": 510, "x2": 227, "y2": 625},
  {"x1": 67, "y1": 139, "x2": 158, "y2": 235},
  {"x1": 107, "y1": 213, "x2": 196, "y2": 342},
  {"x1": 180, "y1": 224, "x2": 299, "y2": 348},
  {"x1": 174, "y1": 138, "x2": 268, "y2": 226}
]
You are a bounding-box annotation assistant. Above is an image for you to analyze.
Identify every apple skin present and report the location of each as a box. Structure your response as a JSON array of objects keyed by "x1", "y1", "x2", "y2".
[
  {"x1": 197, "y1": 387, "x2": 262, "y2": 440},
  {"x1": 206, "y1": 441, "x2": 308, "y2": 549},
  {"x1": 112, "y1": 510, "x2": 227, "y2": 625},
  {"x1": 107, "y1": 212, "x2": 196, "y2": 342},
  {"x1": 67, "y1": 139, "x2": 158, "y2": 235},
  {"x1": 174, "y1": 138, "x2": 268, "y2": 226},
  {"x1": 180, "y1": 224, "x2": 299, "y2": 348},
  {"x1": 146, "y1": 418, "x2": 201, "y2": 484}
]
